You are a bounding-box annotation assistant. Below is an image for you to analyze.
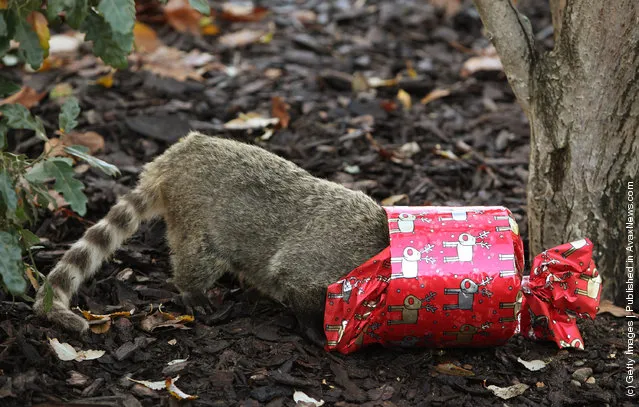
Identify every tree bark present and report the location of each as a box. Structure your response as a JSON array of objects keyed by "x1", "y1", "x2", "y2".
[{"x1": 474, "y1": 0, "x2": 639, "y2": 307}]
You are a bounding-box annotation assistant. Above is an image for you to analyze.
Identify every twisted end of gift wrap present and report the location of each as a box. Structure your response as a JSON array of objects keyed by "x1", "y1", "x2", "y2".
[{"x1": 519, "y1": 238, "x2": 602, "y2": 350}]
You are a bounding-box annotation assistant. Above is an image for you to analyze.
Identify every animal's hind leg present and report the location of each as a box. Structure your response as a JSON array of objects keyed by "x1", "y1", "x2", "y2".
[{"x1": 168, "y1": 233, "x2": 231, "y2": 315}]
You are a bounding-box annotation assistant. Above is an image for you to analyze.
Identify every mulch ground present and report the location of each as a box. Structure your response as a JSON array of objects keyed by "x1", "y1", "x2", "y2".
[{"x1": 0, "y1": 1, "x2": 631, "y2": 406}]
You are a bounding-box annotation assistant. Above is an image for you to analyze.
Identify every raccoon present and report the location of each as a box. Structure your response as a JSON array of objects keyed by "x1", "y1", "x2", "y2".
[{"x1": 33, "y1": 132, "x2": 390, "y2": 341}]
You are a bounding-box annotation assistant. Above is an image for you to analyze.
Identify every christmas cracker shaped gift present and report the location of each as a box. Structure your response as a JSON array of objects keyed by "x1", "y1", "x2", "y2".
[{"x1": 324, "y1": 206, "x2": 602, "y2": 354}]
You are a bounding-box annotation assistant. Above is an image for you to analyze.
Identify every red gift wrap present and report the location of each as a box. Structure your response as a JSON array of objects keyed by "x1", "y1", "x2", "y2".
[{"x1": 324, "y1": 206, "x2": 602, "y2": 354}]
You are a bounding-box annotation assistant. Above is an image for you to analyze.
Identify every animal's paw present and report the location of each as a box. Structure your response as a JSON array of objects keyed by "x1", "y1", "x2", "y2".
[
  {"x1": 33, "y1": 294, "x2": 89, "y2": 333},
  {"x1": 180, "y1": 291, "x2": 214, "y2": 316}
]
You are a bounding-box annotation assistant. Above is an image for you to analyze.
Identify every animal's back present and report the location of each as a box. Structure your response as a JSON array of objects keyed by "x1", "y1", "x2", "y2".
[{"x1": 35, "y1": 132, "x2": 390, "y2": 335}]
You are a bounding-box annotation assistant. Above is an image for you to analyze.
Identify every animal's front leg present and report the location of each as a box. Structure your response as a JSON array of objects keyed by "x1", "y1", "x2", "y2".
[{"x1": 296, "y1": 310, "x2": 327, "y2": 348}]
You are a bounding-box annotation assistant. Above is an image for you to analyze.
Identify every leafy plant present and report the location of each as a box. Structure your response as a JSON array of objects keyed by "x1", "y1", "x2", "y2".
[
  {"x1": 0, "y1": 97, "x2": 119, "y2": 297},
  {"x1": 0, "y1": 0, "x2": 211, "y2": 297}
]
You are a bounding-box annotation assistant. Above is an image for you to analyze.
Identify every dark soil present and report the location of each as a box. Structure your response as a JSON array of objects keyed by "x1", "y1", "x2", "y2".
[{"x1": 0, "y1": 1, "x2": 631, "y2": 406}]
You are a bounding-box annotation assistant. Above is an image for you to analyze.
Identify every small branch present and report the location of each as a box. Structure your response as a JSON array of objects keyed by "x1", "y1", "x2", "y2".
[{"x1": 473, "y1": 0, "x2": 536, "y2": 116}]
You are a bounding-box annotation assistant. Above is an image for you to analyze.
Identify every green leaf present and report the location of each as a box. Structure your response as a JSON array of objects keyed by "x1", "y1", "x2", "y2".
[
  {"x1": 9, "y1": 0, "x2": 42, "y2": 19},
  {"x1": 43, "y1": 280, "x2": 54, "y2": 312},
  {"x1": 46, "y1": 0, "x2": 66, "y2": 21},
  {"x1": 28, "y1": 181, "x2": 56, "y2": 210},
  {"x1": 47, "y1": 0, "x2": 89, "y2": 29},
  {"x1": 0, "y1": 122, "x2": 7, "y2": 149},
  {"x1": 81, "y1": 11, "x2": 132, "y2": 69},
  {"x1": 58, "y1": 96, "x2": 80, "y2": 133},
  {"x1": 64, "y1": 145, "x2": 121, "y2": 177},
  {"x1": 0, "y1": 13, "x2": 7, "y2": 36},
  {"x1": 0, "y1": 231, "x2": 27, "y2": 295},
  {"x1": 66, "y1": 0, "x2": 89, "y2": 29},
  {"x1": 0, "y1": 104, "x2": 32, "y2": 128},
  {"x1": 0, "y1": 169, "x2": 17, "y2": 217},
  {"x1": 14, "y1": 20, "x2": 43, "y2": 70},
  {"x1": 42, "y1": 158, "x2": 87, "y2": 215},
  {"x1": 0, "y1": 75, "x2": 21, "y2": 98},
  {"x1": 188, "y1": 0, "x2": 210, "y2": 15},
  {"x1": 97, "y1": 0, "x2": 135, "y2": 34},
  {"x1": 25, "y1": 156, "x2": 73, "y2": 183},
  {"x1": 0, "y1": 104, "x2": 47, "y2": 140},
  {"x1": 19, "y1": 228, "x2": 40, "y2": 248}
]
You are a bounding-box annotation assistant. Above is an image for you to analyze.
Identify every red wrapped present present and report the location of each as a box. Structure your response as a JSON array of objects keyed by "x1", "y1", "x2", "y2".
[{"x1": 324, "y1": 206, "x2": 602, "y2": 354}]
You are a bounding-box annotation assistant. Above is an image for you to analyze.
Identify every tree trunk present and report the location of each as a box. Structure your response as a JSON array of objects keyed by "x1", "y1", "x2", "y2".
[{"x1": 474, "y1": 0, "x2": 639, "y2": 307}]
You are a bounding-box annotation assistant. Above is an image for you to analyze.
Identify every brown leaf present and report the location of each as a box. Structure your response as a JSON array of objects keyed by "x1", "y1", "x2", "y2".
[
  {"x1": 95, "y1": 71, "x2": 114, "y2": 88},
  {"x1": 0, "y1": 86, "x2": 46, "y2": 109},
  {"x1": 164, "y1": 0, "x2": 204, "y2": 36},
  {"x1": 434, "y1": 362, "x2": 475, "y2": 377},
  {"x1": 381, "y1": 194, "x2": 409, "y2": 206},
  {"x1": 138, "y1": 46, "x2": 216, "y2": 82},
  {"x1": 25, "y1": 267, "x2": 39, "y2": 290},
  {"x1": 218, "y1": 29, "x2": 265, "y2": 48},
  {"x1": 133, "y1": 22, "x2": 162, "y2": 53},
  {"x1": 271, "y1": 96, "x2": 290, "y2": 129},
  {"x1": 220, "y1": 3, "x2": 268, "y2": 22},
  {"x1": 396, "y1": 89, "x2": 412, "y2": 111},
  {"x1": 460, "y1": 55, "x2": 503, "y2": 78},
  {"x1": 598, "y1": 299, "x2": 636, "y2": 317},
  {"x1": 44, "y1": 138, "x2": 67, "y2": 157},
  {"x1": 62, "y1": 131, "x2": 105, "y2": 154},
  {"x1": 420, "y1": 88, "x2": 451, "y2": 105}
]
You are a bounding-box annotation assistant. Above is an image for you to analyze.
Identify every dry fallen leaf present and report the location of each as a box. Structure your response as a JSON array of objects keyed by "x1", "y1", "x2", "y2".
[
  {"x1": 598, "y1": 299, "x2": 636, "y2": 317},
  {"x1": 397, "y1": 89, "x2": 412, "y2": 111},
  {"x1": 271, "y1": 96, "x2": 290, "y2": 129},
  {"x1": 487, "y1": 383, "x2": 529, "y2": 400},
  {"x1": 421, "y1": 88, "x2": 451, "y2": 105},
  {"x1": 25, "y1": 267, "x2": 39, "y2": 290},
  {"x1": 44, "y1": 138, "x2": 66, "y2": 157},
  {"x1": 434, "y1": 362, "x2": 475, "y2": 377},
  {"x1": 293, "y1": 391, "x2": 325, "y2": 406},
  {"x1": 133, "y1": 22, "x2": 162, "y2": 53},
  {"x1": 140, "y1": 308, "x2": 194, "y2": 332},
  {"x1": 129, "y1": 375, "x2": 198, "y2": 400},
  {"x1": 220, "y1": 3, "x2": 268, "y2": 22},
  {"x1": 47, "y1": 131, "x2": 105, "y2": 157},
  {"x1": 381, "y1": 194, "x2": 409, "y2": 206},
  {"x1": 368, "y1": 77, "x2": 398, "y2": 88},
  {"x1": 164, "y1": 0, "x2": 204, "y2": 35},
  {"x1": 65, "y1": 131, "x2": 105, "y2": 154},
  {"x1": 166, "y1": 376, "x2": 198, "y2": 400},
  {"x1": 218, "y1": 29, "x2": 266, "y2": 48},
  {"x1": 48, "y1": 338, "x2": 105, "y2": 362},
  {"x1": 138, "y1": 46, "x2": 216, "y2": 82},
  {"x1": 0, "y1": 86, "x2": 46, "y2": 109},
  {"x1": 224, "y1": 112, "x2": 279, "y2": 130},
  {"x1": 95, "y1": 71, "x2": 115, "y2": 88},
  {"x1": 517, "y1": 357, "x2": 548, "y2": 371},
  {"x1": 461, "y1": 55, "x2": 503, "y2": 78},
  {"x1": 433, "y1": 144, "x2": 459, "y2": 161}
]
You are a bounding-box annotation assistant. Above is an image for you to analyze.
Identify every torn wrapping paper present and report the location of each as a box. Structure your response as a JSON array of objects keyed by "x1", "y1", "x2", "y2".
[{"x1": 324, "y1": 206, "x2": 601, "y2": 354}]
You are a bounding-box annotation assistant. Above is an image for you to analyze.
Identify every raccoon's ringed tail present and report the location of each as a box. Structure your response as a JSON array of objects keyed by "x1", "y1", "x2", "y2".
[{"x1": 34, "y1": 187, "x2": 161, "y2": 332}]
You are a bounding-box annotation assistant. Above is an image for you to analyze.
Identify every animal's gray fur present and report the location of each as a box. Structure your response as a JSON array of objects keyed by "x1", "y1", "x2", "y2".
[{"x1": 33, "y1": 132, "x2": 390, "y2": 337}]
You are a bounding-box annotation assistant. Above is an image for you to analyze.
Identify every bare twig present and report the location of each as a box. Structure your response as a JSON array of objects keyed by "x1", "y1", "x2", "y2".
[{"x1": 473, "y1": 0, "x2": 536, "y2": 116}]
